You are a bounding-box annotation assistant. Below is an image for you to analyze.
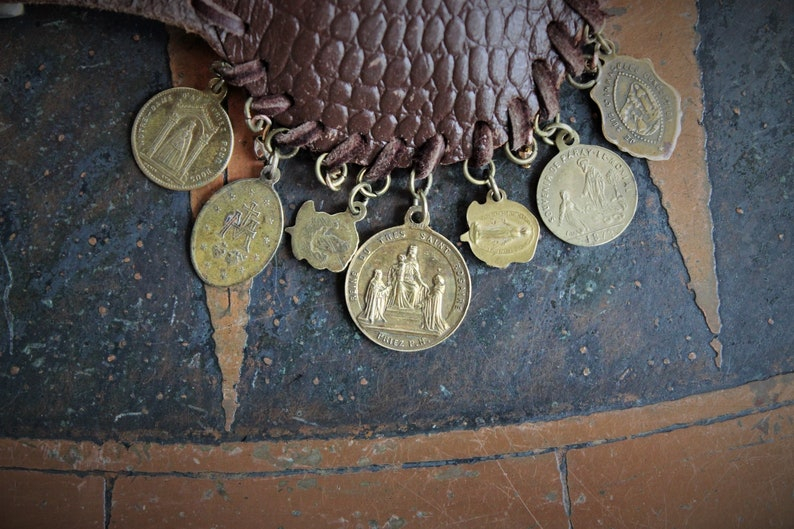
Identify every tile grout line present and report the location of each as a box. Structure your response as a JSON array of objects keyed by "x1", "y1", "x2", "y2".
[
  {"x1": 104, "y1": 473, "x2": 116, "y2": 529},
  {"x1": 555, "y1": 449, "x2": 574, "y2": 529}
]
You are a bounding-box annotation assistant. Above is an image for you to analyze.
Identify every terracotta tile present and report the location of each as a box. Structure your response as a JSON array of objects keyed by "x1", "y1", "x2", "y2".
[
  {"x1": 2, "y1": 373, "x2": 791, "y2": 475},
  {"x1": 567, "y1": 406, "x2": 794, "y2": 528},
  {"x1": 0, "y1": 470, "x2": 105, "y2": 529},
  {"x1": 110, "y1": 452, "x2": 566, "y2": 529}
]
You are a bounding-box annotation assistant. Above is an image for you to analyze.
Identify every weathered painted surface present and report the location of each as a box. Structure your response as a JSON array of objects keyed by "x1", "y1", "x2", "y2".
[{"x1": 0, "y1": 1, "x2": 791, "y2": 443}]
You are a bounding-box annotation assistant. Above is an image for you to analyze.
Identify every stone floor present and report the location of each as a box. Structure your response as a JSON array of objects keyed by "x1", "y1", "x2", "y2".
[
  {"x1": 1, "y1": 0, "x2": 792, "y2": 527},
  {"x1": 2, "y1": 373, "x2": 793, "y2": 527}
]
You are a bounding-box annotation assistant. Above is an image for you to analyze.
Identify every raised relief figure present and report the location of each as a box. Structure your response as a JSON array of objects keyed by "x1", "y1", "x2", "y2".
[
  {"x1": 309, "y1": 221, "x2": 350, "y2": 268},
  {"x1": 423, "y1": 275, "x2": 449, "y2": 334},
  {"x1": 144, "y1": 104, "x2": 219, "y2": 184},
  {"x1": 469, "y1": 220, "x2": 532, "y2": 247},
  {"x1": 619, "y1": 81, "x2": 661, "y2": 138},
  {"x1": 154, "y1": 119, "x2": 197, "y2": 171},
  {"x1": 558, "y1": 189, "x2": 589, "y2": 235},
  {"x1": 388, "y1": 254, "x2": 410, "y2": 308},
  {"x1": 359, "y1": 269, "x2": 389, "y2": 324},
  {"x1": 579, "y1": 158, "x2": 607, "y2": 210},
  {"x1": 403, "y1": 245, "x2": 429, "y2": 308},
  {"x1": 358, "y1": 244, "x2": 451, "y2": 337}
]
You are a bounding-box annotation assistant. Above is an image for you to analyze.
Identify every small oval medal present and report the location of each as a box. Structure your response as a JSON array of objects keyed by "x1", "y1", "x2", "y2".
[
  {"x1": 590, "y1": 55, "x2": 682, "y2": 161},
  {"x1": 131, "y1": 87, "x2": 233, "y2": 190},
  {"x1": 345, "y1": 208, "x2": 471, "y2": 352},
  {"x1": 190, "y1": 178, "x2": 283, "y2": 286},
  {"x1": 537, "y1": 144, "x2": 637, "y2": 247},
  {"x1": 461, "y1": 192, "x2": 540, "y2": 268}
]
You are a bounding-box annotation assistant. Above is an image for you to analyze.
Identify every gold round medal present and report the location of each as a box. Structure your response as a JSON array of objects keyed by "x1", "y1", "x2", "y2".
[
  {"x1": 190, "y1": 178, "x2": 283, "y2": 287},
  {"x1": 345, "y1": 209, "x2": 471, "y2": 352},
  {"x1": 131, "y1": 87, "x2": 233, "y2": 190},
  {"x1": 537, "y1": 144, "x2": 637, "y2": 247}
]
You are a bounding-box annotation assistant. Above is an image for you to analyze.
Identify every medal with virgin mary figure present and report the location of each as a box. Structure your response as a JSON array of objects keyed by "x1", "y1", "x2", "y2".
[
  {"x1": 590, "y1": 55, "x2": 682, "y2": 161},
  {"x1": 132, "y1": 85, "x2": 233, "y2": 190},
  {"x1": 537, "y1": 137, "x2": 637, "y2": 247},
  {"x1": 345, "y1": 206, "x2": 471, "y2": 352},
  {"x1": 461, "y1": 191, "x2": 540, "y2": 268}
]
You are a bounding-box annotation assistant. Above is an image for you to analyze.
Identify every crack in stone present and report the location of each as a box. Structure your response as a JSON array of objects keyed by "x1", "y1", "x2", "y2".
[
  {"x1": 556, "y1": 449, "x2": 574, "y2": 529},
  {"x1": 0, "y1": 241, "x2": 14, "y2": 356}
]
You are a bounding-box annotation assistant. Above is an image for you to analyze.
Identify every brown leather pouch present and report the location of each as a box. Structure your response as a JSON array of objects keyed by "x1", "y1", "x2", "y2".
[{"x1": 9, "y1": 0, "x2": 604, "y2": 178}]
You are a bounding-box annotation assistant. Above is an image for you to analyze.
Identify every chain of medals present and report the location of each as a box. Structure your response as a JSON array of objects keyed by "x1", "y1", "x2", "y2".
[{"x1": 129, "y1": 25, "x2": 680, "y2": 350}]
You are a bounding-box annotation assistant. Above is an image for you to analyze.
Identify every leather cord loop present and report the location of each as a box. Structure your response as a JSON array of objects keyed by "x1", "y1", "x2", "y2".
[
  {"x1": 323, "y1": 134, "x2": 368, "y2": 172},
  {"x1": 191, "y1": 0, "x2": 245, "y2": 37},
  {"x1": 366, "y1": 139, "x2": 405, "y2": 182},
  {"x1": 563, "y1": 0, "x2": 607, "y2": 34},
  {"x1": 532, "y1": 61, "x2": 561, "y2": 120},
  {"x1": 249, "y1": 95, "x2": 292, "y2": 118},
  {"x1": 274, "y1": 121, "x2": 324, "y2": 149},
  {"x1": 471, "y1": 122, "x2": 495, "y2": 169},
  {"x1": 507, "y1": 98, "x2": 535, "y2": 153},
  {"x1": 215, "y1": 59, "x2": 268, "y2": 96},
  {"x1": 548, "y1": 22, "x2": 587, "y2": 77},
  {"x1": 413, "y1": 134, "x2": 446, "y2": 181}
]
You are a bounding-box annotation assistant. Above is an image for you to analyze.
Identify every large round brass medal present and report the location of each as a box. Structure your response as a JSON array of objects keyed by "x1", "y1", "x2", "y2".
[
  {"x1": 131, "y1": 87, "x2": 233, "y2": 190},
  {"x1": 537, "y1": 144, "x2": 637, "y2": 247},
  {"x1": 345, "y1": 209, "x2": 471, "y2": 352},
  {"x1": 191, "y1": 178, "x2": 283, "y2": 287}
]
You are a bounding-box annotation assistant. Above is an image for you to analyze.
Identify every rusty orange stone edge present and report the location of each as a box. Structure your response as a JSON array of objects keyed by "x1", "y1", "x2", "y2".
[
  {"x1": 170, "y1": 29, "x2": 259, "y2": 432},
  {"x1": 606, "y1": 0, "x2": 723, "y2": 365},
  {"x1": 1, "y1": 373, "x2": 791, "y2": 476}
]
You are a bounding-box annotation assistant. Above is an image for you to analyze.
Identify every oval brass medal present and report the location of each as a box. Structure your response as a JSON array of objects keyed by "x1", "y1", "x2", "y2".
[
  {"x1": 190, "y1": 178, "x2": 283, "y2": 287},
  {"x1": 131, "y1": 87, "x2": 233, "y2": 190},
  {"x1": 537, "y1": 144, "x2": 637, "y2": 247},
  {"x1": 345, "y1": 216, "x2": 471, "y2": 352}
]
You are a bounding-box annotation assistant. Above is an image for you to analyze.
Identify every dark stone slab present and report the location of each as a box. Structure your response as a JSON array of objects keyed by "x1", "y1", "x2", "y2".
[{"x1": 0, "y1": 3, "x2": 790, "y2": 442}]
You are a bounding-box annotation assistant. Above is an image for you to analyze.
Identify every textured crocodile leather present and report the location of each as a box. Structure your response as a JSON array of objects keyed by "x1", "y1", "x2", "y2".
[
  {"x1": 222, "y1": 0, "x2": 593, "y2": 165},
  {"x1": 13, "y1": 0, "x2": 600, "y2": 167}
]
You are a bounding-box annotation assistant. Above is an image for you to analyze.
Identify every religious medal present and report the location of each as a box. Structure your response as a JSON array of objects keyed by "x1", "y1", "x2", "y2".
[
  {"x1": 460, "y1": 159, "x2": 540, "y2": 268},
  {"x1": 591, "y1": 55, "x2": 682, "y2": 160},
  {"x1": 286, "y1": 200, "x2": 363, "y2": 273},
  {"x1": 345, "y1": 175, "x2": 470, "y2": 351},
  {"x1": 131, "y1": 82, "x2": 233, "y2": 190},
  {"x1": 569, "y1": 29, "x2": 682, "y2": 161},
  {"x1": 287, "y1": 165, "x2": 390, "y2": 273},
  {"x1": 536, "y1": 125, "x2": 637, "y2": 247},
  {"x1": 190, "y1": 162, "x2": 283, "y2": 287}
]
